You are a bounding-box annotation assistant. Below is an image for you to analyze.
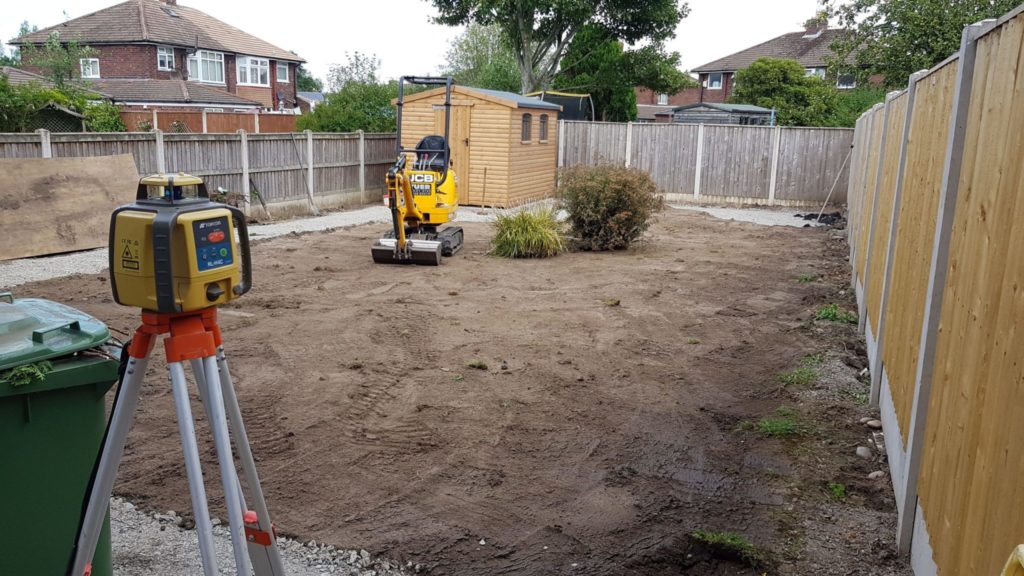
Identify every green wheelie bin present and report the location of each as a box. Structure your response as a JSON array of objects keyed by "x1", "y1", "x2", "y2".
[{"x1": 0, "y1": 293, "x2": 119, "y2": 576}]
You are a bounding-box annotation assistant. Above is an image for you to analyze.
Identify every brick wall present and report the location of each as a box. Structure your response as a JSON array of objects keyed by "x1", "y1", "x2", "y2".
[
  {"x1": 697, "y1": 72, "x2": 735, "y2": 103},
  {"x1": 635, "y1": 86, "x2": 702, "y2": 107}
]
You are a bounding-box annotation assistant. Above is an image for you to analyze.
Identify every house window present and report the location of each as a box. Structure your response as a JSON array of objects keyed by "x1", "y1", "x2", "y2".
[
  {"x1": 276, "y1": 62, "x2": 289, "y2": 83},
  {"x1": 80, "y1": 58, "x2": 100, "y2": 79},
  {"x1": 521, "y1": 113, "x2": 532, "y2": 142},
  {"x1": 837, "y1": 74, "x2": 857, "y2": 89},
  {"x1": 805, "y1": 67, "x2": 826, "y2": 79},
  {"x1": 657, "y1": 93, "x2": 668, "y2": 105},
  {"x1": 539, "y1": 114, "x2": 549, "y2": 141},
  {"x1": 707, "y1": 72, "x2": 723, "y2": 90},
  {"x1": 237, "y1": 56, "x2": 270, "y2": 86},
  {"x1": 187, "y1": 50, "x2": 225, "y2": 84},
  {"x1": 157, "y1": 46, "x2": 174, "y2": 71}
]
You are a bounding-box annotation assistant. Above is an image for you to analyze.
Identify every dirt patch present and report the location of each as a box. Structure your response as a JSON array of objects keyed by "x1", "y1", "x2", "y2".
[{"x1": 19, "y1": 210, "x2": 910, "y2": 575}]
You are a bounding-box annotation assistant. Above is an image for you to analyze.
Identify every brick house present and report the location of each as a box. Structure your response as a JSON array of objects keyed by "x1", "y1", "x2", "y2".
[
  {"x1": 691, "y1": 24, "x2": 855, "y2": 105},
  {"x1": 11, "y1": 0, "x2": 305, "y2": 113}
]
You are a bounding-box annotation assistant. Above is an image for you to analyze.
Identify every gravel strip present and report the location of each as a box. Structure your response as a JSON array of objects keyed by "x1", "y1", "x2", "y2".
[
  {"x1": 671, "y1": 205, "x2": 827, "y2": 227},
  {"x1": 111, "y1": 498, "x2": 414, "y2": 576}
]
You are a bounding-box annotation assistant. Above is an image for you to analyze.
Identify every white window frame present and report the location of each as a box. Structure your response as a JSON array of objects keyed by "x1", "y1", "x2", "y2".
[
  {"x1": 707, "y1": 72, "x2": 723, "y2": 90},
  {"x1": 80, "y1": 58, "x2": 100, "y2": 79},
  {"x1": 837, "y1": 74, "x2": 857, "y2": 90},
  {"x1": 157, "y1": 46, "x2": 174, "y2": 71},
  {"x1": 805, "y1": 67, "x2": 826, "y2": 79},
  {"x1": 276, "y1": 62, "x2": 289, "y2": 83},
  {"x1": 187, "y1": 50, "x2": 225, "y2": 84},
  {"x1": 237, "y1": 56, "x2": 270, "y2": 87},
  {"x1": 657, "y1": 93, "x2": 668, "y2": 105}
]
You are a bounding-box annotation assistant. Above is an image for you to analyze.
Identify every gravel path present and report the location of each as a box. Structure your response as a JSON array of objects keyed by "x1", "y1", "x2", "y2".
[
  {"x1": 672, "y1": 205, "x2": 827, "y2": 227},
  {"x1": 111, "y1": 498, "x2": 413, "y2": 576}
]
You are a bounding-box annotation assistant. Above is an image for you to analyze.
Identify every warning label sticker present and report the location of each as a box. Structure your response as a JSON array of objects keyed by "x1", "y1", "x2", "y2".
[{"x1": 121, "y1": 242, "x2": 140, "y2": 270}]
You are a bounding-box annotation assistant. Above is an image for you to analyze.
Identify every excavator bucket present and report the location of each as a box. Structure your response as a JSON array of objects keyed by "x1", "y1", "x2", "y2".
[{"x1": 371, "y1": 238, "x2": 442, "y2": 266}]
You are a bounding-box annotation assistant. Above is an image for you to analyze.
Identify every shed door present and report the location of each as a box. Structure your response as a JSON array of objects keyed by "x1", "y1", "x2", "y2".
[{"x1": 434, "y1": 105, "x2": 471, "y2": 202}]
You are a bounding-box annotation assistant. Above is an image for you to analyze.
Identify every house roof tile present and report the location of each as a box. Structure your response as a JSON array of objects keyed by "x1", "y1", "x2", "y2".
[
  {"x1": 1, "y1": 66, "x2": 111, "y2": 98},
  {"x1": 12, "y1": 0, "x2": 303, "y2": 63},
  {"x1": 693, "y1": 28, "x2": 849, "y2": 73},
  {"x1": 94, "y1": 78, "x2": 261, "y2": 106}
]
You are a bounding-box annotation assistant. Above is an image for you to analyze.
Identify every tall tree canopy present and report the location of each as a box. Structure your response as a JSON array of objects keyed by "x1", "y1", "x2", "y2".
[
  {"x1": 300, "y1": 53, "x2": 396, "y2": 132},
  {"x1": 441, "y1": 23, "x2": 520, "y2": 92},
  {"x1": 326, "y1": 51, "x2": 382, "y2": 92},
  {"x1": 553, "y1": 25, "x2": 693, "y2": 121},
  {"x1": 295, "y1": 65, "x2": 324, "y2": 92},
  {"x1": 828, "y1": 0, "x2": 1019, "y2": 87},
  {"x1": 430, "y1": 0, "x2": 690, "y2": 93}
]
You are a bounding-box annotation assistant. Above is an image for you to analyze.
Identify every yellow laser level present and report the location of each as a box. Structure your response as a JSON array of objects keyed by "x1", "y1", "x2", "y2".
[{"x1": 110, "y1": 173, "x2": 252, "y2": 313}]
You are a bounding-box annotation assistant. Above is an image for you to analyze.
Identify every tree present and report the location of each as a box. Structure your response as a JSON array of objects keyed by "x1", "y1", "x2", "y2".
[
  {"x1": 827, "y1": 0, "x2": 1019, "y2": 87},
  {"x1": 730, "y1": 58, "x2": 839, "y2": 127},
  {"x1": 297, "y1": 81, "x2": 397, "y2": 132},
  {"x1": 20, "y1": 31, "x2": 97, "y2": 89},
  {"x1": 430, "y1": 0, "x2": 690, "y2": 93},
  {"x1": 296, "y1": 65, "x2": 324, "y2": 92},
  {"x1": 1, "y1": 22, "x2": 38, "y2": 67},
  {"x1": 441, "y1": 23, "x2": 520, "y2": 92},
  {"x1": 326, "y1": 51, "x2": 381, "y2": 92},
  {"x1": 554, "y1": 24, "x2": 693, "y2": 121}
]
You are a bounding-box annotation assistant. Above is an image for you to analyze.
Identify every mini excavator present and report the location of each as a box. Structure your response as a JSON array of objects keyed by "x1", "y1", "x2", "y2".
[{"x1": 371, "y1": 76, "x2": 464, "y2": 265}]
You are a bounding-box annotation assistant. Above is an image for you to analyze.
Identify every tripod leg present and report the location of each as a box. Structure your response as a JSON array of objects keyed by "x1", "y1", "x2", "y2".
[
  {"x1": 217, "y1": 348, "x2": 287, "y2": 574},
  {"x1": 169, "y1": 362, "x2": 220, "y2": 576},
  {"x1": 201, "y1": 355, "x2": 253, "y2": 576},
  {"x1": 70, "y1": 356, "x2": 149, "y2": 576},
  {"x1": 190, "y1": 358, "x2": 248, "y2": 515}
]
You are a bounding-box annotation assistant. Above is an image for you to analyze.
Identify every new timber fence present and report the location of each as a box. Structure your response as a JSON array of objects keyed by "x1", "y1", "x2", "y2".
[
  {"x1": 0, "y1": 130, "x2": 396, "y2": 216},
  {"x1": 558, "y1": 121, "x2": 854, "y2": 206},
  {"x1": 847, "y1": 5, "x2": 1024, "y2": 575}
]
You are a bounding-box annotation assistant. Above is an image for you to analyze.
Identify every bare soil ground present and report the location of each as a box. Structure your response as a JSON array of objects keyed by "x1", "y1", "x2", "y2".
[{"x1": 22, "y1": 210, "x2": 911, "y2": 575}]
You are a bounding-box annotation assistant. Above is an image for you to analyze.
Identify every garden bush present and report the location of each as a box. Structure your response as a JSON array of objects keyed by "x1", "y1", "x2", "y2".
[
  {"x1": 557, "y1": 165, "x2": 664, "y2": 250},
  {"x1": 489, "y1": 207, "x2": 565, "y2": 258}
]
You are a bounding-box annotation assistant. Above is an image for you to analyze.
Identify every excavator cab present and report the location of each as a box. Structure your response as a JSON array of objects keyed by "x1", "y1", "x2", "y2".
[{"x1": 371, "y1": 76, "x2": 464, "y2": 266}]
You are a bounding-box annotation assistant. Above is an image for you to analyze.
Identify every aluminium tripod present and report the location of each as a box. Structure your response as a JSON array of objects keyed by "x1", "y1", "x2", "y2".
[{"x1": 70, "y1": 308, "x2": 285, "y2": 576}]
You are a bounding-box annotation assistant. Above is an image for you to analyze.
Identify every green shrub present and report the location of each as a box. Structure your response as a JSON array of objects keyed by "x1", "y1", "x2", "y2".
[
  {"x1": 815, "y1": 303, "x2": 858, "y2": 324},
  {"x1": 489, "y1": 208, "x2": 565, "y2": 258},
  {"x1": 557, "y1": 164, "x2": 664, "y2": 251}
]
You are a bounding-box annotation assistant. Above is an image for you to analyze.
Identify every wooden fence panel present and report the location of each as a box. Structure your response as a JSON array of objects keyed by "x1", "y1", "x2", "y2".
[
  {"x1": 207, "y1": 113, "x2": 256, "y2": 133},
  {"x1": 121, "y1": 112, "x2": 153, "y2": 131},
  {"x1": 700, "y1": 125, "x2": 773, "y2": 198},
  {"x1": 881, "y1": 60, "x2": 959, "y2": 444},
  {"x1": 629, "y1": 123, "x2": 699, "y2": 195},
  {"x1": 0, "y1": 134, "x2": 42, "y2": 158},
  {"x1": 49, "y1": 133, "x2": 159, "y2": 174},
  {"x1": 867, "y1": 93, "x2": 909, "y2": 330},
  {"x1": 156, "y1": 111, "x2": 204, "y2": 133},
  {"x1": 855, "y1": 108, "x2": 885, "y2": 279},
  {"x1": 258, "y1": 114, "x2": 298, "y2": 133},
  {"x1": 775, "y1": 128, "x2": 853, "y2": 202},
  {"x1": 847, "y1": 115, "x2": 871, "y2": 247},
  {"x1": 918, "y1": 13, "x2": 1024, "y2": 575},
  {"x1": 562, "y1": 121, "x2": 627, "y2": 166}
]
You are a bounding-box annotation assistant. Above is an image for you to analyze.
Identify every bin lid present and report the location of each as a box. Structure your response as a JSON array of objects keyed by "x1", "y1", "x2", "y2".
[{"x1": 0, "y1": 296, "x2": 111, "y2": 371}]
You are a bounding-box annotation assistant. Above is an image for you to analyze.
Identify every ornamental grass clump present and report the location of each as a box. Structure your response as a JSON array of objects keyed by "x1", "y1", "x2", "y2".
[{"x1": 489, "y1": 208, "x2": 565, "y2": 258}]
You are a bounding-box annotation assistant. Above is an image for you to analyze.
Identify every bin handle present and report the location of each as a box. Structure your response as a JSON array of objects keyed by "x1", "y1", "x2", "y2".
[
  {"x1": 32, "y1": 321, "x2": 81, "y2": 343},
  {"x1": 0, "y1": 292, "x2": 12, "y2": 304}
]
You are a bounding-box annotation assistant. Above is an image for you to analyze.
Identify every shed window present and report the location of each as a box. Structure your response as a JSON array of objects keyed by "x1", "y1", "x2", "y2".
[
  {"x1": 521, "y1": 113, "x2": 532, "y2": 142},
  {"x1": 539, "y1": 114, "x2": 549, "y2": 142}
]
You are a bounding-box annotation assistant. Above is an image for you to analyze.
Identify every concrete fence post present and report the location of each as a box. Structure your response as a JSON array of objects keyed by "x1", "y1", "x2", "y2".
[
  {"x1": 624, "y1": 122, "x2": 633, "y2": 168},
  {"x1": 694, "y1": 124, "x2": 705, "y2": 198},
  {"x1": 202, "y1": 110, "x2": 208, "y2": 134},
  {"x1": 358, "y1": 130, "x2": 366, "y2": 193},
  {"x1": 154, "y1": 129, "x2": 166, "y2": 174},
  {"x1": 238, "y1": 129, "x2": 250, "y2": 208},
  {"x1": 305, "y1": 129, "x2": 316, "y2": 211},
  {"x1": 36, "y1": 129, "x2": 52, "y2": 158},
  {"x1": 768, "y1": 125, "x2": 781, "y2": 204},
  {"x1": 151, "y1": 109, "x2": 158, "y2": 130},
  {"x1": 897, "y1": 19, "x2": 996, "y2": 557},
  {"x1": 254, "y1": 113, "x2": 261, "y2": 134},
  {"x1": 557, "y1": 120, "x2": 566, "y2": 169}
]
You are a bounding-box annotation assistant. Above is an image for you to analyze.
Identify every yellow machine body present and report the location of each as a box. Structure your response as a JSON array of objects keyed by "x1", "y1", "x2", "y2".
[
  {"x1": 388, "y1": 166, "x2": 459, "y2": 226},
  {"x1": 110, "y1": 173, "x2": 251, "y2": 313},
  {"x1": 112, "y1": 208, "x2": 242, "y2": 312}
]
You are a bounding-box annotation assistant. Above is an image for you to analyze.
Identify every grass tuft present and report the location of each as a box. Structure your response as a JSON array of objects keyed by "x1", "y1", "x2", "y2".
[
  {"x1": 828, "y1": 482, "x2": 847, "y2": 500},
  {"x1": 796, "y1": 273, "x2": 818, "y2": 283},
  {"x1": 815, "y1": 303, "x2": 858, "y2": 324},
  {"x1": 466, "y1": 360, "x2": 489, "y2": 371},
  {"x1": 691, "y1": 530, "x2": 764, "y2": 566},
  {"x1": 743, "y1": 407, "x2": 805, "y2": 437},
  {"x1": 490, "y1": 208, "x2": 565, "y2": 258},
  {"x1": 778, "y1": 355, "x2": 822, "y2": 387}
]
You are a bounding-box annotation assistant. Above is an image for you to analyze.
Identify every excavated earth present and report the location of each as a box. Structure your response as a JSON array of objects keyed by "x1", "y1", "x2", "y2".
[{"x1": 21, "y1": 209, "x2": 910, "y2": 575}]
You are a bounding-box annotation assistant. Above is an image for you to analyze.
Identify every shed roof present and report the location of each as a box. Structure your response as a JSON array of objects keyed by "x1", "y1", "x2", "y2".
[
  {"x1": 297, "y1": 91, "x2": 324, "y2": 103},
  {"x1": 11, "y1": 0, "x2": 303, "y2": 63},
  {"x1": 693, "y1": 28, "x2": 849, "y2": 73},
  {"x1": 672, "y1": 102, "x2": 772, "y2": 114},
  {"x1": 400, "y1": 85, "x2": 562, "y2": 111}
]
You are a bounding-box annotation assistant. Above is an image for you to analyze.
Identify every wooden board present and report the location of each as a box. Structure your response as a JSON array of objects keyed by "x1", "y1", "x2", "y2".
[
  {"x1": 880, "y1": 60, "x2": 958, "y2": 443},
  {"x1": 855, "y1": 108, "x2": 885, "y2": 278},
  {"x1": 0, "y1": 154, "x2": 139, "y2": 261}
]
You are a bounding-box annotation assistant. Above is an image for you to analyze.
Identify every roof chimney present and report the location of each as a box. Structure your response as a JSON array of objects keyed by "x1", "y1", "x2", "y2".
[{"x1": 802, "y1": 5, "x2": 828, "y2": 38}]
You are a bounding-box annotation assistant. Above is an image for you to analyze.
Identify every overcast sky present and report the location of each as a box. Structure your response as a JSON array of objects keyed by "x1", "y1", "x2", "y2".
[{"x1": 2, "y1": 0, "x2": 821, "y2": 85}]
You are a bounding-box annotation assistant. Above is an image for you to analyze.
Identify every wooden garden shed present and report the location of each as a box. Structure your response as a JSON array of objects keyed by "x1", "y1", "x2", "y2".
[{"x1": 398, "y1": 86, "x2": 562, "y2": 207}]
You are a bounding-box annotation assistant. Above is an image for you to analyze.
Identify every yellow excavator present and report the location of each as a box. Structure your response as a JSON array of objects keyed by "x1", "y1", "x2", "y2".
[{"x1": 371, "y1": 76, "x2": 464, "y2": 266}]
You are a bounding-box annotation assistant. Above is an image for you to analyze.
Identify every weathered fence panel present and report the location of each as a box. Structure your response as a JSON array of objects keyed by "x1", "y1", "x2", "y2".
[
  {"x1": 119, "y1": 110, "x2": 295, "y2": 133},
  {"x1": 0, "y1": 130, "x2": 395, "y2": 216},
  {"x1": 845, "y1": 6, "x2": 1024, "y2": 575},
  {"x1": 561, "y1": 121, "x2": 852, "y2": 205}
]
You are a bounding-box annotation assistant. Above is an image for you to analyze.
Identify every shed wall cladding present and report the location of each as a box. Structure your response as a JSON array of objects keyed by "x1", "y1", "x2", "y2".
[{"x1": 508, "y1": 109, "x2": 558, "y2": 205}]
